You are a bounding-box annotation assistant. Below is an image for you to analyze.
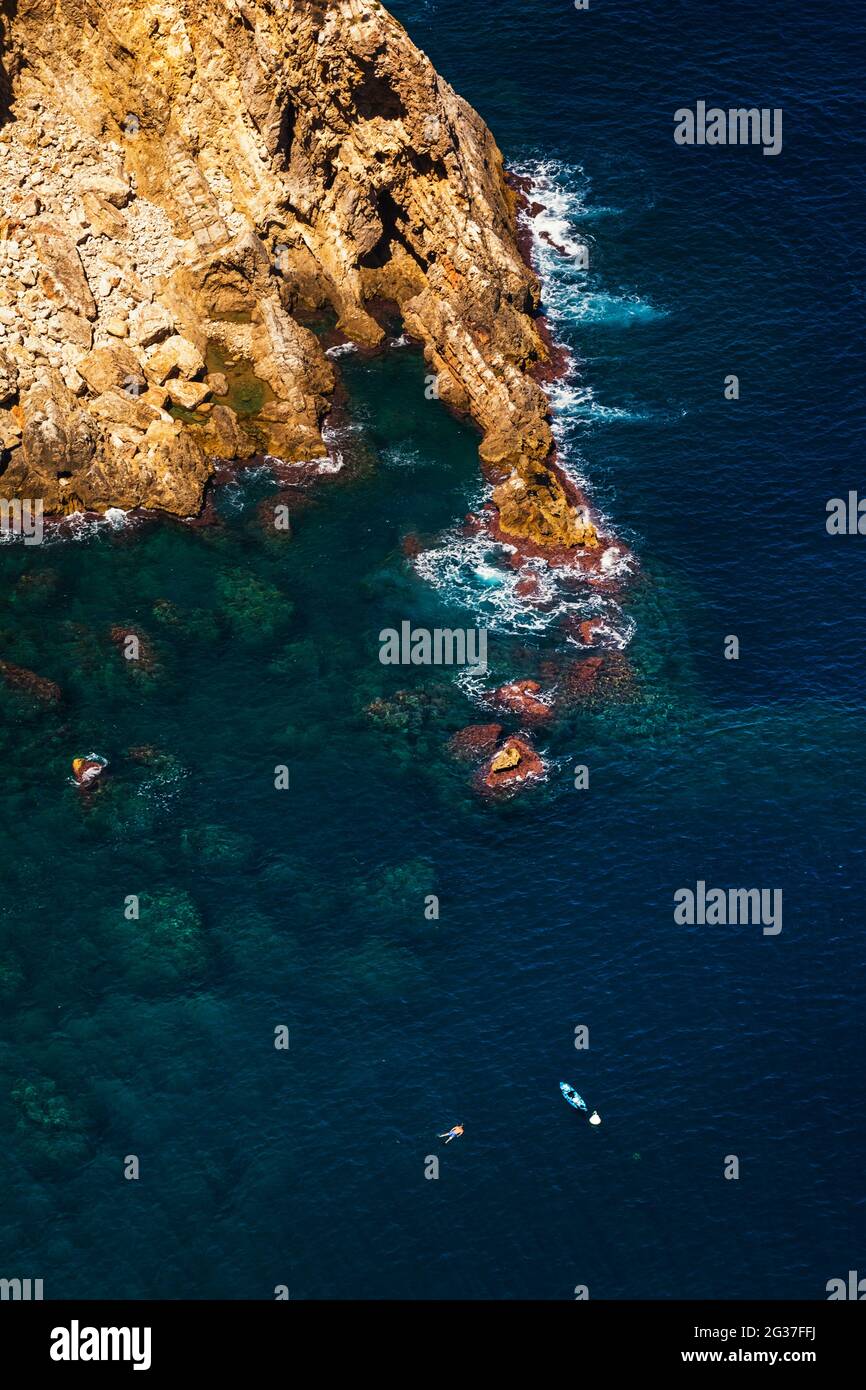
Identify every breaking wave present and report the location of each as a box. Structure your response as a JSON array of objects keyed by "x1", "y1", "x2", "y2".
[{"x1": 412, "y1": 523, "x2": 634, "y2": 646}]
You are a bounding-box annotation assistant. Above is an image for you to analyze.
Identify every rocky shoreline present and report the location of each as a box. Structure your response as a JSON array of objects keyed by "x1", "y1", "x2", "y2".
[
  {"x1": 0, "y1": 0, "x2": 597, "y2": 557},
  {"x1": 0, "y1": 0, "x2": 638, "y2": 804}
]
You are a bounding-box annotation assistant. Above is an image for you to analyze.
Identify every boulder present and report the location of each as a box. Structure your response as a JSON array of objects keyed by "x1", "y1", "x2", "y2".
[
  {"x1": 79, "y1": 174, "x2": 131, "y2": 208},
  {"x1": 128, "y1": 302, "x2": 175, "y2": 348},
  {"x1": 77, "y1": 343, "x2": 145, "y2": 395},
  {"x1": 478, "y1": 735, "x2": 545, "y2": 794},
  {"x1": 166, "y1": 378, "x2": 211, "y2": 410},
  {"x1": 487, "y1": 679, "x2": 552, "y2": 723},
  {"x1": 0, "y1": 660, "x2": 61, "y2": 703},
  {"x1": 82, "y1": 191, "x2": 128, "y2": 240},
  {"x1": 146, "y1": 334, "x2": 205, "y2": 383},
  {"x1": 0, "y1": 347, "x2": 18, "y2": 404},
  {"x1": 32, "y1": 222, "x2": 96, "y2": 321}
]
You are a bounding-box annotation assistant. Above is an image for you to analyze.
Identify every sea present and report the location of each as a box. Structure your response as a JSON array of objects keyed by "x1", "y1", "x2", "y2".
[{"x1": 0, "y1": 0, "x2": 863, "y2": 1299}]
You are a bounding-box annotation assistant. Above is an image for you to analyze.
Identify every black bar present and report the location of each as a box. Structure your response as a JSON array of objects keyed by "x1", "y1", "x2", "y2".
[{"x1": 1, "y1": 1299, "x2": 860, "y2": 1375}]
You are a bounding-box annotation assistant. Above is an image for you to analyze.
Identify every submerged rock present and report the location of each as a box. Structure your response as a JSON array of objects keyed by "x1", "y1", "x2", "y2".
[
  {"x1": 448, "y1": 722, "x2": 504, "y2": 763},
  {"x1": 11, "y1": 568, "x2": 60, "y2": 607},
  {"x1": 339, "y1": 937, "x2": 426, "y2": 1002},
  {"x1": 11, "y1": 1076, "x2": 90, "y2": 1167},
  {"x1": 151, "y1": 598, "x2": 220, "y2": 643},
  {"x1": 358, "y1": 860, "x2": 437, "y2": 926},
  {"x1": 363, "y1": 687, "x2": 449, "y2": 734},
  {"x1": 542, "y1": 652, "x2": 637, "y2": 710},
  {"x1": 486, "y1": 679, "x2": 552, "y2": 724},
  {"x1": 215, "y1": 569, "x2": 293, "y2": 640},
  {"x1": 113, "y1": 889, "x2": 207, "y2": 994},
  {"x1": 0, "y1": 658, "x2": 61, "y2": 704},
  {"x1": 109, "y1": 624, "x2": 159, "y2": 674}
]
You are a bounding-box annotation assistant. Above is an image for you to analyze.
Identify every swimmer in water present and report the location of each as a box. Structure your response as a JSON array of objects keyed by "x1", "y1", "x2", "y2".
[{"x1": 438, "y1": 1124, "x2": 464, "y2": 1144}]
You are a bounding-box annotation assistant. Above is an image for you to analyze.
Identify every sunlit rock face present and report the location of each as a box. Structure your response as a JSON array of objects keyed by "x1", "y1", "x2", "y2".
[{"x1": 0, "y1": 0, "x2": 590, "y2": 544}]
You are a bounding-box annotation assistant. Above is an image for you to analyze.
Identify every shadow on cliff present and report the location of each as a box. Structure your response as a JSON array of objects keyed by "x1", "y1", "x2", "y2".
[{"x1": 0, "y1": 0, "x2": 18, "y2": 128}]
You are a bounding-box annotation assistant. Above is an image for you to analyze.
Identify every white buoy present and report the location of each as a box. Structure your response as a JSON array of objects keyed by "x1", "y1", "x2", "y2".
[{"x1": 589, "y1": 1111, "x2": 601, "y2": 1126}]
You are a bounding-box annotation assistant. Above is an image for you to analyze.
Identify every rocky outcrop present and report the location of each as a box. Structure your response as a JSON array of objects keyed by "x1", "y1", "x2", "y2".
[
  {"x1": 477, "y1": 735, "x2": 545, "y2": 795},
  {"x1": 72, "y1": 755, "x2": 107, "y2": 787},
  {"x1": 486, "y1": 679, "x2": 552, "y2": 724},
  {"x1": 0, "y1": 0, "x2": 595, "y2": 546}
]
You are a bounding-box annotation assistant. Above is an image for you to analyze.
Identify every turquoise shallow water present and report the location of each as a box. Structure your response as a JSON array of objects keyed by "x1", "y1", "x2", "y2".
[{"x1": 1, "y1": 0, "x2": 864, "y2": 1299}]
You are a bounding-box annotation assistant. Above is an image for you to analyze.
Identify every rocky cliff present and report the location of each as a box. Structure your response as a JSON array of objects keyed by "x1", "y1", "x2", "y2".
[{"x1": 0, "y1": 0, "x2": 596, "y2": 547}]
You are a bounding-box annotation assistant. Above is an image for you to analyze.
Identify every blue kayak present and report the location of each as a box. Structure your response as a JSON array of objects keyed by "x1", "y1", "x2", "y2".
[{"x1": 560, "y1": 1082, "x2": 587, "y2": 1112}]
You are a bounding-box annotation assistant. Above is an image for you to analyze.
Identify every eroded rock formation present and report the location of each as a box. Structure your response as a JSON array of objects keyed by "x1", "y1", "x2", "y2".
[{"x1": 0, "y1": 0, "x2": 595, "y2": 547}]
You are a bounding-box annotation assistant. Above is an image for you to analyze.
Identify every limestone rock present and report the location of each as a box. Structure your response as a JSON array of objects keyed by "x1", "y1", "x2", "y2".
[
  {"x1": 77, "y1": 344, "x2": 144, "y2": 395},
  {"x1": 128, "y1": 302, "x2": 175, "y2": 348},
  {"x1": 166, "y1": 378, "x2": 210, "y2": 410},
  {"x1": 81, "y1": 191, "x2": 129, "y2": 240},
  {"x1": 78, "y1": 174, "x2": 131, "y2": 208},
  {"x1": 0, "y1": 0, "x2": 583, "y2": 538},
  {"x1": 0, "y1": 348, "x2": 18, "y2": 405},
  {"x1": 32, "y1": 222, "x2": 96, "y2": 321},
  {"x1": 490, "y1": 745, "x2": 521, "y2": 774},
  {"x1": 146, "y1": 335, "x2": 205, "y2": 384}
]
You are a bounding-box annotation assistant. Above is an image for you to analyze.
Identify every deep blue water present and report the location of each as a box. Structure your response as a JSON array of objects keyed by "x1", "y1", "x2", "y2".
[{"x1": 0, "y1": 0, "x2": 863, "y2": 1299}]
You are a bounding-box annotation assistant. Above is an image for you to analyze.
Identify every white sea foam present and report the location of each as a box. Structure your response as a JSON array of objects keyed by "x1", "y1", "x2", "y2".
[
  {"x1": 547, "y1": 377, "x2": 651, "y2": 428},
  {"x1": 512, "y1": 157, "x2": 666, "y2": 426},
  {"x1": 244, "y1": 462, "x2": 275, "y2": 479},
  {"x1": 381, "y1": 444, "x2": 425, "y2": 471},
  {"x1": 325, "y1": 342, "x2": 359, "y2": 358},
  {"x1": 412, "y1": 524, "x2": 632, "y2": 643},
  {"x1": 314, "y1": 453, "x2": 344, "y2": 475},
  {"x1": 316, "y1": 419, "x2": 360, "y2": 474},
  {"x1": 264, "y1": 449, "x2": 346, "y2": 477},
  {"x1": 40, "y1": 508, "x2": 139, "y2": 545}
]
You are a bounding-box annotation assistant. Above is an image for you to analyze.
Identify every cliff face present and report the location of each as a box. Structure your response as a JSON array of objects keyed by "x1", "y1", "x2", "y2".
[{"x1": 0, "y1": 0, "x2": 595, "y2": 547}]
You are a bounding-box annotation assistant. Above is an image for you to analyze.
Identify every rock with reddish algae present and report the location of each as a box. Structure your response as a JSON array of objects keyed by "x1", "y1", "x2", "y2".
[
  {"x1": 540, "y1": 652, "x2": 636, "y2": 711},
  {"x1": 514, "y1": 571, "x2": 543, "y2": 600},
  {"x1": 477, "y1": 735, "x2": 545, "y2": 795},
  {"x1": 0, "y1": 660, "x2": 61, "y2": 704},
  {"x1": 577, "y1": 618, "x2": 607, "y2": 646},
  {"x1": 447, "y1": 723, "x2": 504, "y2": 763},
  {"x1": 72, "y1": 756, "x2": 106, "y2": 788},
  {"x1": 487, "y1": 679, "x2": 552, "y2": 724},
  {"x1": 109, "y1": 625, "x2": 159, "y2": 672}
]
